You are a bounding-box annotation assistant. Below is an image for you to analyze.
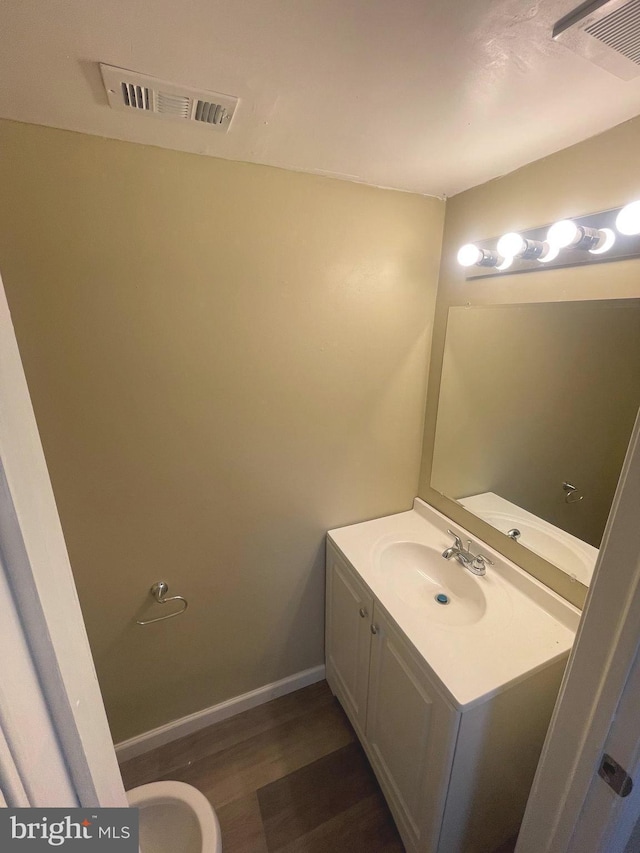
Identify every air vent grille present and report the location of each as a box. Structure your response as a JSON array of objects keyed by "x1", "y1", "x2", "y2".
[
  {"x1": 195, "y1": 100, "x2": 227, "y2": 125},
  {"x1": 100, "y1": 64, "x2": 238, "y2": 131},
  {"x1": 122, "y1": 83, "x2": 150, "y2": 110},
  {"x1": 156, "y1": 92, "x2": 191, "y2": 118},
  {"x1": 553, "y1": 0, "x2": 640, "y2": 79},
  {"x1": 586, "y1": 0, "x2": 640, "y2": 64}
]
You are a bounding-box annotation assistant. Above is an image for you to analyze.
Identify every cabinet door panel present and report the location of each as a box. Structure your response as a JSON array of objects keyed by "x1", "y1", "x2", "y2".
[
  {"x1": 325, "y1": 543, "x2": 373, "y2": 734},
  {"x1": 369, "y1": 637, "x2": 430, "y2": 826},
  {"x1": 366, "y1": 604, "x2": 458, "y2": 851}
]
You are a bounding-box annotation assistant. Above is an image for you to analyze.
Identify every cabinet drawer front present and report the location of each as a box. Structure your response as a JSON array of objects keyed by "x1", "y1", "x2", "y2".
[{"x1": 325, "y1": 543, "x2": 374, "y2": 732}]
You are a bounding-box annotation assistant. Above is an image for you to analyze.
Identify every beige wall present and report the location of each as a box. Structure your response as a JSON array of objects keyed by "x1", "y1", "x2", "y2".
[
  {"x1": 0, "y1": 119, "x2": 445, "y2": 742},
  {"x1": 419, "y1": 116, "x2": 640, "y2": 607}
]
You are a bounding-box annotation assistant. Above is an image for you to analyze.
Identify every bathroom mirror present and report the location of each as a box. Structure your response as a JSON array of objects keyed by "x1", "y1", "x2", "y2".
[{"x1": 431, "y1": 299, "x2": 640, "y2": 585}]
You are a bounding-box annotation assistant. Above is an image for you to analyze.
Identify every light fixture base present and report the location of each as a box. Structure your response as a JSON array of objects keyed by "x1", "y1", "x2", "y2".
[{"x1": 463, "y1": 205, "x2": 640, "y2": 279}]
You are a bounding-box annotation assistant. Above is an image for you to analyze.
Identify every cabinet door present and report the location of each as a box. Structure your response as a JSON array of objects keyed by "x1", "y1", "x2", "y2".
[
  {"x1": 366, "y1": 603, "x2": 459, "y2": 853},
  {"x1": 325, "y1": 542, "x2": 374, "y2": 736}
]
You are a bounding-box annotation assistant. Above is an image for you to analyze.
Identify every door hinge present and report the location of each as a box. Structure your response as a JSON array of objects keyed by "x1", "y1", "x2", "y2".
[{"x1": 598, "y1": 753, "x2": 633, "y2": 797}]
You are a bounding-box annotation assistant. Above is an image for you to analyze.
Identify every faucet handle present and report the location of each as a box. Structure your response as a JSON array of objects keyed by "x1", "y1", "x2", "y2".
[
  {"x1": 469, "y1": 553, "x2": 493, "y2": 575},
  {"x1": 447, "y1": 529, "x2": 463, "y2": 549}
]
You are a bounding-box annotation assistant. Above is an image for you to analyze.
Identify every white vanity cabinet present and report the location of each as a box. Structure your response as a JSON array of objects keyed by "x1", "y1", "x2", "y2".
[{"x1": 325, "y1": 537, "x2": 570, "y2": 853}]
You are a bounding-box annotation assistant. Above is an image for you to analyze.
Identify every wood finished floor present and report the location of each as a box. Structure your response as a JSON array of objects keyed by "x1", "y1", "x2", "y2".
[
  {"x1": 119, "y1": 680, "x2": 518, "y2": 852},
  {"x1": 119, "y1": 680, "x2": 404, "y2": 852}
]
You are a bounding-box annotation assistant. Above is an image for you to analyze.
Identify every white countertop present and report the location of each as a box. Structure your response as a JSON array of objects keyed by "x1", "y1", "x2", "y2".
[{"x1": 328, "y1": 498, "x2": 580, "y2": 711}]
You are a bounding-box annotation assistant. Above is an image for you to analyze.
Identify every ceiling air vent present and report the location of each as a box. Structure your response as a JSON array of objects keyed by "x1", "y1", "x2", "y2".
[
  {"x1": 553, "y1": 0, "x2": 640, "y2": 79},
  {"x1": 100, "y1": 64, "x2": 238, "y2": 131},
  {"x1": 194, "y1": 100, "x2": 228, "y2": 125},
  {"x1": 122, "y1": 83, "x2": 151, "y2": 110},
  {"x1": 586, "y1": 0, "x2": 640, "y2": 63}
]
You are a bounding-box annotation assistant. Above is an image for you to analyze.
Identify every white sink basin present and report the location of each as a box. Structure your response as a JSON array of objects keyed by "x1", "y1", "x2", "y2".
[
  {"x1": 329, "y1": 498, "x2": 579, "y2": 710},
  {"x1": 376, "y1": 541, "x2": 487, "y2": 626}
]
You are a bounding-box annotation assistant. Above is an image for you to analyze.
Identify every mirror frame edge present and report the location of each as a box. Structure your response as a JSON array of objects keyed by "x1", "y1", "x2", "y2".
[{"x1": 418, "y1": 298, "x2": 588, "y2": 611}]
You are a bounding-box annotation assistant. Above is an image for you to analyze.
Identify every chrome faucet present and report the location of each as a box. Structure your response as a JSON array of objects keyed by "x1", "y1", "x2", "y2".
[{"x1": 442, "y1": 529, "x2": 494, "y2": 576}]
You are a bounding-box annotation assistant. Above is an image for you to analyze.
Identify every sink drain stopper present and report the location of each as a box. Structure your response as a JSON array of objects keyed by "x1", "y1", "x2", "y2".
[{"x1": 435, "y1": 593, "x2": 450, "y2": 605}]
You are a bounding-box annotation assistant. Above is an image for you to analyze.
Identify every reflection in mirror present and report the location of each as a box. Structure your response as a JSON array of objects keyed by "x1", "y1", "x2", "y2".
[{"x1": 431, "y1": 300, "x2": 640, "y2": 586}]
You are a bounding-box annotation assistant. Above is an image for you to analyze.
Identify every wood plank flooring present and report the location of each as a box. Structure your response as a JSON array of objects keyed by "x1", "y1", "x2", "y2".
[
  {"x1": 119, "y1": 680, "x2": 404, "y2": 852},
  {"x1": 119, "y1": 679, "x2": 518, "y2": 852}
]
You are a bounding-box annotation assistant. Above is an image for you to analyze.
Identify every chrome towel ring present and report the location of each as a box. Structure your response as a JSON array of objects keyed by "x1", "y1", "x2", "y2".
[
  {"x1": 136, "y1": 581, "x2": 188, "y2": 625},
  {"x1": 563, "y1": 481, "x2": 584, "y2": 504}
]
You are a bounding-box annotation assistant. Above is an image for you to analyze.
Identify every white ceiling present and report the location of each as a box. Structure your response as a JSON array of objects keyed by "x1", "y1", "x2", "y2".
[{"x1": 1, "y1": 0, "x2": 640, "y2": 196}]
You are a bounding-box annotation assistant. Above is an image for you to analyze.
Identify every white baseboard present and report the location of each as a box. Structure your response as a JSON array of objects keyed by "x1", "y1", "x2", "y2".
[{"x1": 115, "y1": 664, "x2": 326, "y2": 763}]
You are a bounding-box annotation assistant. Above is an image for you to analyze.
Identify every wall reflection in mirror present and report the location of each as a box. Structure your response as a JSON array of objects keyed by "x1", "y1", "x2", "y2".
[{"x1": 431, "y1": 300, "x2": 640, "y2": 586}]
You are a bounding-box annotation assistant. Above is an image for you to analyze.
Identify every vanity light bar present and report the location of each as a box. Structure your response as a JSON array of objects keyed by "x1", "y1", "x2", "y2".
[{"x1": 458, "y1": 200, "x2": 640, "y2": 279}]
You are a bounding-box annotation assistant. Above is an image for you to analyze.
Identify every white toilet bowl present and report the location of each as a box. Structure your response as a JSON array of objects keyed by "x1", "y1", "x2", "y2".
[{"x1": 127, "y1": 780, "x2": 222, "y2": 853}]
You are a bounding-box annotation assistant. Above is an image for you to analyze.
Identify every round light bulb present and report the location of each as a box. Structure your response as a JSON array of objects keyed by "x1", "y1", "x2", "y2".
[
  {"x1": 547, "y1": 219, "x2": 580, "y2": 248},
  {"x1": 538, "y1": 242, "x2": 560, "y2": 264},
  {"x1": 589, "y1": 228, "x2": 616, "y2": 255},
  {"x1": 497, "y1": 232, "x2": 526, "y2": 258},
  {"x1": 457, "y1": 244, "x2": 483, "y2": 267},
  {"x1": 496, "y1": 256, "x2": 513, "y2": 271},
  {"x1": 616, "y1": 201, "x2": 640, "y2": 236}
]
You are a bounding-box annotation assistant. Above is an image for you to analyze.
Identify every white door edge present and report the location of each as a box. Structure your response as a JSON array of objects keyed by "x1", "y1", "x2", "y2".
[{"x1": 0, "y1": 274, "x2": 126, "y2": 807}]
